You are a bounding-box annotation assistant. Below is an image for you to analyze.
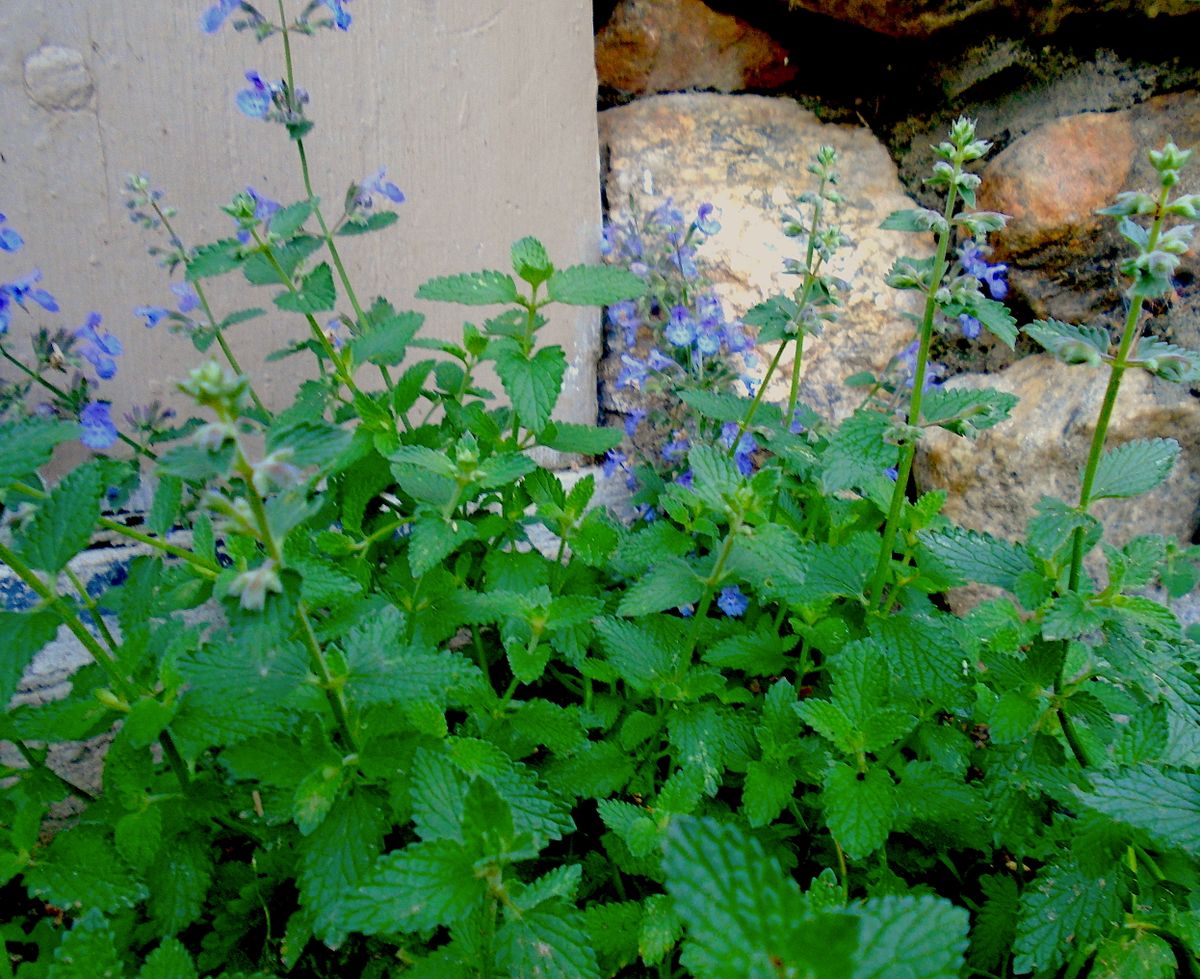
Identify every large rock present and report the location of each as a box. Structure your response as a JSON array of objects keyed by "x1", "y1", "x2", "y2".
[
  {"x1": 598, "y1": 93, "x2": 932, "y2": 424},
  {"x1": 596, "y1": 0, "x2": 796, "y2": 94},
  {"x1": 916, "y1": 354, "x2": 1200, "y2": 560},
  {"x1": 978, "y1": 92, "x2": 1200, "y2": 329},
  {"x1": 767, "y1": 0, "x2": 1198, "y2": 39}
]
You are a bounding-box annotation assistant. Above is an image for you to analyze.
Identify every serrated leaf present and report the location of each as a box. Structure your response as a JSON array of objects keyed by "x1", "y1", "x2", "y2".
[
  {"x1": 417, "y1": 269, "x2": 519, "y2": 305},
  {"x1": 616, "y1": 556, "x2": 703, "y2": 616},
  {"x1": 335, "y1": 840, "x2": 486, "y2": 935},
  {"x1": 148, "y1": 474, "x2": 182, "y2": 536},
  {"x1": 584, "y1": 901, "x2": 643, "y2": 971},
  {"x1": 1023, "y1": 318, "x2": 1110, "y2": 364},
  {"x1": 853, "y1": 895, "x2": 969, "y2": 979},
  {"x1": 300, "y1": 790, "x2": 388, "y2": 944},
  {"x1": 25, "y1": 826, "x2": 149, "y2": 913},
  {"x1": 348, "y1": 311, "x2": 423, "y2": 367},
  {"x1": 510, "y1": 236, "x2": 554, "y2": 286},
  {"x1": 1073, "y1": 764, "x2": 1200, "y2": 856},
  {"x1": 967, "y1": 297, "x2": 1018, "y2": 349},
  {"x1": 185, "y1": 237, "x2": 243, "y2": 280},
  {"x1": 337, "y1": 211, "x2": 400, "y2": 236},
  {"x1": 0, "y1": 417, "x2": 80, "y2": 483},
  {"x1": 157, "y1": 442, "x2": 234, "y2": 482},
  {"x1": 1041, "y1": 591, "x2": 1104, "y2": 641},
  {"x1": 917, "y1": 526, "x2": 1034, "y2": 591},
  {"x1": 115, "y1": 806, "x2": 163, "y2": 871},
  {"x1": 138, "y1": 938, "x2": 198, "y2": 979},
  {"x1": 17, "y1": 461, "x2": 104, "y2": 572},
  {"x1": 1132, "y1": 335, "x2": 1200, "y2": 383},
  {"x1": 243, "y1": 236, "x2": 325, "y2": 287},
  {"x1": 872, "y1": 613, "x2": 969, "y2": 706},
  {"x1": 546, "y1": 264, "x2": 645, "y2": 306},
  {"x1": 823, "y1": 763, "x2": 895, "y2": 860},
  {"x1": 970, "y1": 875, "x2": 1019, "y2": 973},
  {"x1": 267, "y1": 199, "x2": 316, "y2": 238},
  {"x1": 1090, "y1": 437, "x2": 1179, "y2": 501},
  {"x1": 879, "y1": 207, "x2": 946, "y2": 233},
  {"x1": 537, "y1": 421, "x2": 623, "y2": 455},
  {"x1": 662, "y1": 816, "x2": 859, "y2": 979},
  {"x1": 274, "y1": 261, "x2": 336, "y2": 313},
  {"x1": 47, "y1": 908, "x2": 123, "y2": 979},
  {"x1": 1013, "y1": 858, "x2": 1126, "y2": 974},
  {"x1": 266, "y1": 418, "x2": 353, "y2": 469},
  {"x1": 920, "y1": 386, "x2": 1018, "y2": 436},
  {"x1": 496, "y1": 905, "x2": 600, "y2": 979},
  {"x1": 677, "y1": 389, "x2": 765, "y2": 424},
  {"x1": 0, "y1": 609, "x2": 59, "y2": 707},
  {"x1": 1092, "y1": 931, "x2": 1177, "y2": 978},
  {"x1": 409, "y1": 515, "x2": 478, "y2": 577},
  {"x1": 494, "y1": 345, "x2": 566, "y2": 433},
  {"x1": 742, "y1": 759, "x2": 797, "y2": 827},
  {"x1": 145, "y1": 836, "x2": 212, "y2": 935},
  {"x1": 822, "y1": 410, "x2": 897, "y2": 493}
]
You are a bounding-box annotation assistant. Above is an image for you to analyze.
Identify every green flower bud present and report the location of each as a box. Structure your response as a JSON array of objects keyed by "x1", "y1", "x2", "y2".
[
  {"x1": 179, "y1": 361, "x2": 250, "y2": 412},
  {"x1": 229, "y1": 560, "x2": 284, "y2": 612}
]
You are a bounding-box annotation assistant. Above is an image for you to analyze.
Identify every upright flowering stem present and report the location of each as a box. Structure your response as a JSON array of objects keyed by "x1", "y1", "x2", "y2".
[
  {"x1": 868, "y1": 168, "x2": 961, "y2": 611},
  {"x1": 275, "y1": 1, "x2": 394, "y2": 394},
  {"x1": 1066, "y1": 182, "x2": 1171, "y2": 593}
]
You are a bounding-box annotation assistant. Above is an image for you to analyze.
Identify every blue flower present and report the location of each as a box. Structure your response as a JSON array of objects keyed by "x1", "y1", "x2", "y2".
[
  {"x1": 171, "y1": 282, "x2": 199, "y2": 313},
  {"x1": 696, "y1": 202, "x2": 721, "y2": 236},
  {"x1": 884, "y1": 466, "x2": 898, "y2": 481},
  {"x1": 720, "y1": 422, "x2": 758, "y2": 476},
  {"x1": 236, "y1": 71, "x2": 273, "y2": 119},
  {"x1": 661, "y1": 434, "x2": 690, "y2": 464},
  {"x1": 200, "y1": 0, "x2": 239, "y2": 33},
  {"x1": 665, "y1": 305, "x2": 695, "y2": 348},
  {"x1": 674, "y1": 468, "x2": 694, "y2": 488},
  {"x1": 623, "y1": 409, "x2": 646, "y2": 437},
  {"x1": 80, "y1": 402, "x2": 118, "y2": 450},
  {"x1": 607, "y1": 300, "x2": 641, "y2": 347},
  {"x1": 602, "y1": 448, "x2": 627, "y2": 479},
  {"x1": 319, "y1": 0, "x2": 352, "y2": 30},
  {"x1": 4, "y1": 269, "x2": 59, "y2": 313},
  {"x1": 647, "y1": 348, "x2": 678, "y2": 373},
  {"x1": 717, "y1": 585, "x2": 748, "y2": 618},
  {"x1": 0, "y1": 213, "x2": 23, "y2": 253},
  {"x1": 616, "y1": 353, "x2": 648, "y2": 390},
  {"x1": 75, "y1": 313, "x2": 123, "y2": 380},
  {"x1": 959, "y1": 239, "x2": 1008, "y2": 300},
  {"x1": 357, "y1": 168, "x2": 405, "y2": 207},
  {"x1": 600, "y1": 224, "x2": 615, "y2": 256},
  {"x1": 789, "y1": 408, "x2": 807, "y2": 435},
  {"x1": 695, "y1": 322, "x2": 721, "y2": 357},
  {"x1": 135, "y1": 305, "x2": 170, "y2": 328},
  {"x1": 959, "y1": 313, "x2": 981, "y2": 339}
]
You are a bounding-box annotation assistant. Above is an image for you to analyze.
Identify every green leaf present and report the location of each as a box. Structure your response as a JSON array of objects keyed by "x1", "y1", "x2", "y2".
[
  {"x1": 1023, "y1": 318, "x2": 1109, "y2": 365},
  {"x1": 1132, "y1": 335, "x2": 1200, "y2": 383},
  {"x1": 185, "y1": 237, "x2": 243, "y2": 280},
  {"x1": 274, "y1": 261, "x2": 336, "y2": 313},
  {"x1": 157, "y1": 442, "x2": 234, "y2": 482},
  {"x1": 742, "y1": 759, "x2": 797, "y2": 828},
  {"x1": 662, "y1": 816, "x2": 860, "y2": 979},
  {"x1": 337, "y1": 211, "x2": 400, "y2": 236},
  {"x1": 138, "y1": 938, "x2": 198, "y2": 979},
  {"x1": 546, "y1": 264, "x2": 646, "y2": 306},
  {"x1": 879, "y1": 207, "x2": 947, "y2": 233},
  {"x1": 16, "y1": 461, "x2": 104, "y2": 572},
  {"x1": 969, "y1": 875, "x2": 1019, "y2": 974},
  {"x1": 25, "y1": 826, "x2": 149, "y2": 913},
  {"x1": 409, "y1": 515, "x2": 479, "y2": 577},
  {"x1": 1041, "y1": 591, "x2": 1104, "y2": 641},
  {"x1": 822, "y1": 410, "x2": 897, "y2": 493},
  {"x1": 872, "y1": 613, "x2": 970, "y2": 707},
  {"x1": 145, "y1": 836, "x2": 212, "y2": 935},
  {"x1": 917, "y1": 527, "x2": 1034, "y2": 591},
  {"x1": 242, "y1": 236, "x2": 323, "y2": 286},
  {"x1": 0, "y1": 417, "x2": 79, "y2": 484},
  {"x1": 293, "y1": 764, "x2": 345, "y2": 836},
  {"x1": 494, "y1": 345, "x2": 566, "y2": 433},
  {"x1": 920, "y1": 386, "x2": 1018, "y2": 436},
  {"x1": 1073, "y1": 764, "x2": 1200, "y2": 856},
  {"x1": 1092, "y1": 931, "x2": 1177, "y2": 979},
  {"x1": 538, "y1": 421, "x2": 623, "y2": 455},
  {"x1": 267, "y1": 199, "x2": 316, "y2": 238},
  {"x1": 148, "y1": 474, "x2": 182, "y2": 536},
  {"x1": 496, "y1": 905, "x2": 601, "y2": 979},
  {"x1": 115, "y1": 807, "x2": 163, "y2": 871},
  {"x1": 678, "y1": 389, "x2": 766, "y2": 424},
  {"x1": 349, "y1": 310, "x2": 424, "y2": 366},
  {"x1": 218, "y1": 307, "x2": 267, "y2": 332},
  {"x1": 1090, "y1": 438, "x2": 1179, "y2": 501},
  {"x1": 510, "y1": 236, "x2": 554, "y2": 287},
  {"x1": 344, "y1": 610, "x2": 475, "y2": 710},
  {"x1": 416, "y1": 269, "x2": 518, "y2": 305},
  {"x1": 0, "y1": 610, "x2": 58, "y2": 707},
  {"x1": 617, "y1": 556, "x2": 704, "y2": 616},
  {"x1": 299, "y1": 790, "x2": 389, "y2": 945},
  {"x1": 853, "y1": 895, "x2": 969, "y2": 979},
  {"x1": 47, "y1": 908, "x2": 123, "y2": 979},
  {"x1": 823, "y1": 764, "x2": 895, "y2": 861},
  {"x1": 1013, "y1": 857, "x2": 1126, "y2": 974},
  {"x1": 966, "y1": 297, "x2": 1018, "y2": 349},
  {"x1": 336, "y1": 841, "x2": 487, "y2": 934}
]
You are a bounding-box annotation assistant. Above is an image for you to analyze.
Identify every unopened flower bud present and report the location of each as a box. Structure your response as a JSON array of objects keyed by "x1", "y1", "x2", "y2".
[
  {"x1": 229, "y1": 560, "x2": 283, "y2": 612},
  {"x1": 179, "y1": 361, "x2": 250, "y2": 412},
  {"x1": 251, "y1": 449, "x2": 303, "y2": 495}
]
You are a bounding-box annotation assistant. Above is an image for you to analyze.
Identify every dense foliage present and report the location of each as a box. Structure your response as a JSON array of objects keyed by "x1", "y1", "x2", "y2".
[{"x1": 3, "y1": 4, "x2": 1200, "y2": 977}]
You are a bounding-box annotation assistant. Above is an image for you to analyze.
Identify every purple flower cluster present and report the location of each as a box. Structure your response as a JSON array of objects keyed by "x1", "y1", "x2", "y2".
[
  {"x1": 135, "y1": 280, "x2": 200, "y2": 330},
  {"x1": 957, "y1": 239, "x2": 1008, "y2": 339},
  {"x1": 719, "y1": 422, "x2": 759, "y2": 477},
  {"x1": 1, "y1": 214, "x2": 118, "y2": 450}
]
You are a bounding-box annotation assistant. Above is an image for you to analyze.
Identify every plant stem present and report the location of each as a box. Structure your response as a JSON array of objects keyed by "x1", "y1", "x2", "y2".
[
  {"x1": 11, "y1": 739, "x2": 98, "y2": 803},
  {"x1": 0, "y1": 346, "x2": 154, "y2": 460},
  {"x1": 682, "y1": 519, "x2": 741, "y2": 660},
  {"x1": 867, "y1": 174, "x2": 961, "y2": 611},
  {"x1": 64, "y1": 566, "x2": 120, "y2": 654},
  {"x1": 1066, "y1": 183, "x2": 1170, "y2": 592}
]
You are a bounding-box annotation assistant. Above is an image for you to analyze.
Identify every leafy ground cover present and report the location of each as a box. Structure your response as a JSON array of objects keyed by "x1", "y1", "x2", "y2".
[{"x1": 3, "y1": 4, "x2": 1200, "y2": 977}]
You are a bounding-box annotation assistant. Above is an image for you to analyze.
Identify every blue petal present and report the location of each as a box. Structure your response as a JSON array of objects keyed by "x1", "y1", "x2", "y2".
[
  {"x1": 0, "y1": 227, "x2": 23, "y2": 252},
  {"x1": 236, "y1": 89, "x2": 271, "y2": 119}
]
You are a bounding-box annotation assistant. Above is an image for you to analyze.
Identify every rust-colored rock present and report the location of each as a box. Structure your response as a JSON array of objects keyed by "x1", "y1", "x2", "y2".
[{"x1": 596, "y1": 0, "x2": 796, "y2": 94}]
